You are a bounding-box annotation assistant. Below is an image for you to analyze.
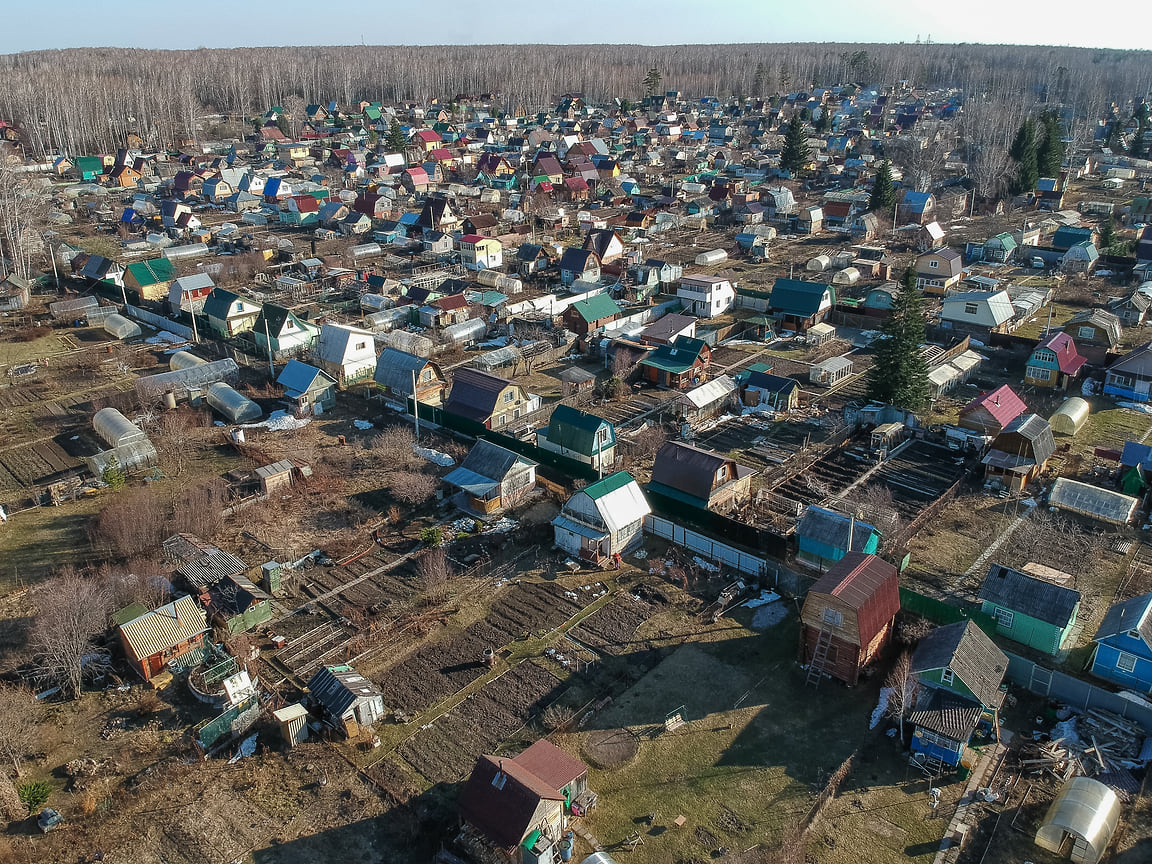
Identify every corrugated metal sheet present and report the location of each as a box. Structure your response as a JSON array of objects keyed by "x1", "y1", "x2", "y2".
[{"x1": 119, "y1": 595, "x2": 208, "y2": 660}]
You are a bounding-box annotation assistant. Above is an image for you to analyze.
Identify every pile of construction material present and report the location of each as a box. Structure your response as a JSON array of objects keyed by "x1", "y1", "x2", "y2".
[{"x1": 1021, "y1": 708, "x2": 1146, "y2": 783}]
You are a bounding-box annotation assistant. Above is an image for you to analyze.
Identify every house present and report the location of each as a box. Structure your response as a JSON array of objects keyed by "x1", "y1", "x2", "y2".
[
  {"x1": 458, "y1": 740, "x2": 589, "y2": 861},
  {"x1": 1062, "y1": 240, "x2": 1099, "y2": 274},
  {"x1": 582, "y1": 228, "x2": 625, "y2": 264},
  {"x1": 516, "y1": 243, "x2": 552, "y2": 277},
  {"x1": 253, "y1": 303, "x2": 314, "y2": 359},
  {"x1": 562, "y1": 293, "x2": 622, "y2": 337},
  {"x1": 552, "y1": 471, "x2": 651, "y2": 564},
  {"x1": 915, "y1": 248, "x2": 963, "y2": 294},
  {"x1": 442, "y1": 439, "x2": 538, "y2": 514},
  {"x1": 740, "y1": 370, "x2": 800, "y2": 411},
  {"x1": 981, "y1": 232, "x2": 1017, "y2": 263},
  {"x1": 1104, "y1": 342, "x2": 1152, "y2": 402},
  {"x1": 117, "y1": 595, "x2": 209, "y2": 682},
  {"x1": 444, "y1": 367, "x2": 532, "y2": 430},
  {"x1": 1025, "y1": 332, "x2": 1086, "y2": 390},
  {"x1": 908, "y1": 620, "x2": 1008, "y2": 768},
  {"x1": 536, "y1": 405, "x2": 616, "y2": 474},
  {"x1": 374, "y1": 348, "x2": 448, "y2": 407},
  {"x1": 167, "y1": 273, "x2": 215, "y2": 315},
  {"x1": 648, "y1": 441, "x2": 754, "y2": 514},
  {"x1": 458, "y1": 234, "x2": 503, "y2": 270},
  {"x1": 203, "y1": 288, "x2": 261, "y2": 338},
  {"x1": 798, "y1": 553, "x2": 901, "y2": 686},
  {"x1": 1107, "y1": 290, "x2": 1151, "y2": 327},
  {"x1": 768, "y1": 278, "x2": 835, "y2": 332},
  {"x1": 1051, "y1": 225, "x2": 1094, "y2": 252},
  {"x1": 315, "y1": 323, "x2": 377, "y2": 386},
  {"x1": 307, "y1": 665, "x2": 385, "y2": 734},
  {"x1": 1089, "y1": 592, "x2": 1152, "y2": 694},
  {"x1": 677, "y1": 374, "x2": 738, "y2": 424},
  {"x1": 637, "y1": 335, "x2": 711, "y2": 389},
  {"x1": 677, "y1": 274, "x2": 735, "y2": 318},
  {"x1": 123, "y1": 258, "x2": 176, "y2": 302},
  {"x1": 981, "y1": 413, "x2": 1055, "y2": 492},
  {"x1": 203, "y1": 572, "x2": 272, "y2": 634},
  {"x1": 940, "y1": 290, "x2": 1015, "y2": 339},
  {"x1": 959, "y1": 385, "x2": 1027, "y2": 436},
  {"x1": 796, "y1": 205, "x2": 823, "y2": 234},
  {"x1": 896, "y1": 190, "x2": 936, "y2": 226},
  {"x1": 1064, "y1": 309, "x2": 1121, "y2": 350},
  {"x1": 0, "y1": 274, "x2": 32, "y2": 312},
  {"x1": 639, "y1": 313, "x2": 697, "y2": 346},
  {"x1": 796, "y1": 505, "x2": 881, "y2": 571},
  {"x1": 277, "y1": 359, "x2": 337, "y2": 414},
  {"x1": 978, "y1": 562, "x2": 1080, "y2": 655},
  {"x1": 918, "y1": 220, "x2": 946, "y2": 251},
  {"x1": 558, "y1": 248, "x2": 601, "y2": 285}
]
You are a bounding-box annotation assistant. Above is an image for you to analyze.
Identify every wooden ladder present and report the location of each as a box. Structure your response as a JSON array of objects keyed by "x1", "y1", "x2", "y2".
[{"x1": 806, "y1": 625, "x2": 833, "y2": 688}]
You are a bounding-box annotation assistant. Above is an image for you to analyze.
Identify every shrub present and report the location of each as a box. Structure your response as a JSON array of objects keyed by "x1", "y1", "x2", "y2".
[
  {"x1": 18, "y1": 780, "x2": 52, "y2": 814},
  {"x1": 420, "y1": 527, "x2": 443, "y2": 547}
]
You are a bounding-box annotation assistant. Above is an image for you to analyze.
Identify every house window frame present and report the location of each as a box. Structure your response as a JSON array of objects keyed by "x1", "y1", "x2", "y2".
[
  {"x1": 994, "y1": 608, "x2": 1015, "y2": 630},
  {"x1": 928, "y1": 259, "x2": 939, "y2": 269},
  {"x1": 963, "y1": 302, "x2": 979, "y2": 316},
  {"x1": 1026, "y1": 366, "x2": 1053, "y2": 383},
  {"x1": 1116, "y1": 651, "x2": 1138, "y2": 674},
  {"x1": 822, "y1": 607, "x2": 843, "y2": 627},
  {"x1": 941, "y1": 667, "x2": 955, "y2": 686},
  {"x1": 1077, "y1": 326, "x2": 1096, "y2": 340}
]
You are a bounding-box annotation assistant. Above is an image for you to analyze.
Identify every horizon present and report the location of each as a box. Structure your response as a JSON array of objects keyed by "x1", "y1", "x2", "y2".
[{"x1": 2, "y1": 0, "x2": 1149, "y2": 55}]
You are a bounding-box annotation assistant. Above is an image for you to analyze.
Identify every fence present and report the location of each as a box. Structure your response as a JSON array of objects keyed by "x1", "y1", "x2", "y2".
[
  {"x1": 1003, "y1": 651, "x2": 1152, "y2": 733},
  {"x1": 124, "y1": 305, "x2": 195, "y2": 340},
  {"x1": 889, "y1": 472, "x2": 969, "y2": 551},
  {"x1": 898, "y1": 587, "x2": 999, "y2": 637}
]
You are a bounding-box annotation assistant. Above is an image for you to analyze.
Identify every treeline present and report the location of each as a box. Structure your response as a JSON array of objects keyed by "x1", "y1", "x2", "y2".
[{"x1": 0, "y1": 42, "x2": 1149, "y2": 156}]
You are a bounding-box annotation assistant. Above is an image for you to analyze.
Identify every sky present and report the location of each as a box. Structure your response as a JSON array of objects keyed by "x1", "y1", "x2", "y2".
[{"x1": 1, "y1": 0, "x2": 1148, "y2": 54}]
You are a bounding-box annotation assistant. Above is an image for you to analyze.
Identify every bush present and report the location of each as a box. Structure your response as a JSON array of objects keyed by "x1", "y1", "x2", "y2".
[
  {"x1": 18, "y1": 780, "x2": 52, "y2": 814},
  {"x1": 78, "y1": 793, "x2": 98, "y2": 815},
  {"x1": 420, "y1": 527, "x2": 443, "y2": 547},
  {"x1": 101, "y1": 455, "x2": 126, "y2": 491}
]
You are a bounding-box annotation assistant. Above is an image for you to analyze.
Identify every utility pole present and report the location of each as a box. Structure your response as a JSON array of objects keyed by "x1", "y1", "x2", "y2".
[
  {"x1": 265, "y1": 315, "x2": 274, "y2": 380},
  {"x1": 411, "y1": 367, "x2": 421, "y2": 441}
]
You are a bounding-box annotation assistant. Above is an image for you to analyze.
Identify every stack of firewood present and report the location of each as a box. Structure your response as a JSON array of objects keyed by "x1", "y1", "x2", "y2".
[{"x1": 1020, "y1": 708, "x2": 1145, "y2": 781}]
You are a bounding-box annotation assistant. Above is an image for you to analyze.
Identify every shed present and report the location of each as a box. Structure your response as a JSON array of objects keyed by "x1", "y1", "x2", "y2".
[
  {"x1": 272, "y1": 703, "x2": 309, "y2": 748},
  {"x1": 1047, "y1": 478, "x2": 1138, "y2": 526},
  {"x1": 1049, "y1": 397, "x2": 1090, "y2": 436},
  {"x1": 1034, "y1": 777, "x2": 1120, "y2": 864},
  {"x1": 798, "y1": 552, "x2": 901, "y2": 685},
  {"x1": 810, "y1": 355, "x2": 853, "y2": 386},
  {"x1": 796, "y1": 505, "x2": 880, "y2": 570},
  {"x1": 255, "y1": 460, "x2": 295, "y2": 496},
  {"x1": 806, "y1": 322, "x2": 837, "y2": 345},
  {"x1": 677, "y1": 374, "x2": 738, "y2": 423},
  {"x1": 308, "y1": 664, "x2": 385, "y2": 733}
]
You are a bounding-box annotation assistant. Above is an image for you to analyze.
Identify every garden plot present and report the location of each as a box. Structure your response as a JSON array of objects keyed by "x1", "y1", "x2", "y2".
[
  {"x1": 569, "y1": 588, "x2": 666, "y2": 655},
  {"x1": 0, "y1": 438, "x2": 83, "y2": 485},
  {"x1": 865, "y1": 440, "x2": 966, "y2": 518},
  {"x1": 397, "y1": 660, "x2": 563, "y2": 784},
  {"x1": 374, "y1": 582, "x2": 590, "y2": 714}
]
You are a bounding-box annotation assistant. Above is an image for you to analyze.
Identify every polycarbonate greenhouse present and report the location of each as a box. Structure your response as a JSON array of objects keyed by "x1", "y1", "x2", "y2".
[
  {"x1": 49, "y1": 295, "x2": 98, "y2": 319},
  {"x1": 135, "y1": 358, "x2": 239, "y2": 403},
  {"x1": 380, "y1": 329, "x2": 433, "y2": 358},
  {"x1": 169, "y1": 350, "x2": 207, "y2": 371},
  {"x1": 103, "y1": 313, "x2": 143, "y2": 339},
  {"x1": 1049, "y1": 397, "x2": 1090, "y2": 436},
  {"x1": 206, "y1": 382, "x2": 262, "y2": 423},
  {"x1": 93, "y1": 407, "x2": 145, "y2": 448},
  {"x1": 85, "y1": 440, "x2": 158, "y2": 477}
]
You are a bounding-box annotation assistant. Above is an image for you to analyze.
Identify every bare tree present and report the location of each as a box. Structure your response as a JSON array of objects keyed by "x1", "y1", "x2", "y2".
[
  {"x1": 884, "y1": 650, "x2": 916, "y2": 740},
  {"x1": 157, "y1": 411, "x2": 196, "y2": 477},
  {"x1": 30, "y1": 571, "x2": 112, "y2": 699},
  {"x1": 88, "y1": 487, "x2": 169, "y2": 558},
  {"x1": 415, "y1": 547, "x2": 453, "y2": 605},
  {"x1": 386, "y1": 471, "x2": 439, "y2": 509},
  {"x1": 0, "y1": 683, "x2": 41, "y2": 776},
  {"x1": 371, "y1": 425, "x2": 417, "y2": 467}
]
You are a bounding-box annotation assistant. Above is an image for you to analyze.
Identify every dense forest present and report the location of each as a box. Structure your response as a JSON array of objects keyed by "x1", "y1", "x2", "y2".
[{"x1": 0, "y1": 42, "x2": 1149, "y2": 156}]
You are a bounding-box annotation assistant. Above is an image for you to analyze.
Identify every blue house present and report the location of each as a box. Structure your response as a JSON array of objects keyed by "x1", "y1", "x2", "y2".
[
  {"x1": 1089, "y1": 592, "x2": 1152, "y2": 693},
  {"x1": 795, "y1": 505, "x2": 880, "y2": 570},
  {"x1": 1104, "y1": 342, "x2": 1152, "y2": 403}
]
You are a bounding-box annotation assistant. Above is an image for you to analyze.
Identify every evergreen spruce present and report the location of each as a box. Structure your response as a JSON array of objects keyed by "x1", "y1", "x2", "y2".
[
  {"x1": 869, "y1": 160, "x2": 896, "y2": 213},
  {"x1": 1131, "y1": 117, "x2": 1149, "y2": 159},
  {"x1": 386, "y1": 119, "x2": 407, "y2": 153},
  {"x1": 780, "y1": 114, "x2": 810, "y2": 175},
  {"x1": 1036, "y1": 110, "x2": 1065, "y2": 178},
  {"x1": 1099, "y1": 217, "x2": 1118, "y2": 252},
  {"x1": 1009, "y1": 118, "x2": 1038, "y2": 195},
  {"x1": 866, "y1": 268, "x2": 929, "y2": 411},
  {"x1": 643, "y1": 66, "x2": 662, "y2": 98},
  {"x1": 101, "y1": 455, "x2": 126, "y2": 491}
]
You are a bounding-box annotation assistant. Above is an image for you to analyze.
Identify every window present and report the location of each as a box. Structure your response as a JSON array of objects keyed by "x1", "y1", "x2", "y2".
[
  {"x1": 285, "y1": 320, "x2": 294, "y2": 329},
  {"x1": 492, "y1": 771, "x2": 507, "y2": 790},
  {"x1": 941, "y1": 667, "x2": 955, "y2": 685},
  {"x1": 497, "y1": 414, "x2": 507, "y2": 427},
  {"x1": 1026, "y1": 366, "x2": 1053, "y2": 382},
  {"x1": 1128, "y1": 629, "x2": 1143, "y2": 640},
  {"x1": 822, "y1": 608, "x2": 843, "y2": 627},
  {"x1": 1078, "y1": 326, "x2": 1096, "y2": 340},
  {"x1": 929, "y1": 259, "x2": 938, "y2": 269},
  {"x1": 994, "y1": 608, "x2": 1015, "y2": 629},
  {"x1": 355, "y1": 341, "x2": 366, "y2": 351},
  {"x1": 1117, "y1": 652, "x2": 1138, "y2": 673},
  {"x1": 236, "y1": 302, "x2": 244, "y2": 312},
  {"x1": 504, "y1": 390, "x2": 515, "y2": 404},
  {"x1": 423, "y1": 369, "x2": 433, "y2": 381},
  {"x1": 1110, "y1": 372, "x2": 1137, "y2": 389},
  {"x1": 963, "y1": 302, "x2": 979, "y2": 316}
]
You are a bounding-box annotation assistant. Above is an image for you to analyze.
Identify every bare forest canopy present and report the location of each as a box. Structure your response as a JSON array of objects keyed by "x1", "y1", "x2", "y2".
[{"x1": 0, "y1": 42, "x2": 1150, "y2": 157}]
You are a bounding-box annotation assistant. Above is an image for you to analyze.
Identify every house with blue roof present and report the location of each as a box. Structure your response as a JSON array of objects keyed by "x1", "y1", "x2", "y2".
[
  {"x1": 896, "y1": 190, "x2": 936, "y2": 226},
  {"x1": 1051, "y1": 225, "x2": 1094, "y2": 252},
  {"x1": 768, "y1": 278, "x2": 835, "y2": 332},
  {"x1": 277, "y1": 359, "x2": 337, "y2": 414},
  {"x1": 1090, "y1": 592, "x2": 1152, "y2": 693}
]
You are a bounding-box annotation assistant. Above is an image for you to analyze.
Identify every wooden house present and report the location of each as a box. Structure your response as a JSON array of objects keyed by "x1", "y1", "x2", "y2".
[
  {"x1": 315, "y1": 323, "x2": 377, "y2": 386},
  {"x1": 1065, "y1": 309, "x2": 1122, "y2": 350},
  {"x1": 442, "y1": 439, "x2": 538, "y2": 514},
  {"x1": 798, "y1": 553, "x2": 901, "y2": 686},
  {"x1": 0, "y1": 274, "x2": 32, "y2": 312},
  {"x1": 277, "y1": 359, "x2": 337, "y2": 414},
  {"x1": 1089, "y1": 592, "x2": 1152, "y2": 693},
  {"x1": 648, "y1": 441, "x2": 754, "y2": 514},
  {"x1": 117, "y1": 595, "x2": 209, "y2": 682},
  {"x1": 1105, "y1": 341, "x2": 1152, "y2": 403},
  {"x1": 203, "y1": 288, "x2": 261, "y2": 338},
  {"x1": 558, "y1": 248, "x2": 601, "y2": 285},
  {"x1": 978, "y1": 563, "x2": 1080, "y2": 655},
  {"x1": 796, "y1": 505, "x2": 880, "y2": 571},
  {"x1": 768, "y1": 278, "x2": 835, "y2": 332},
  {"x1": 203, "y1": 572, "x2": 272, "y2": 634},
  {"x1": 537, "y1": 404, "x2": 616, "y2": 474},
  {"x1": 1024, "y1": 332, "x2": 1086, "y2": 390},
  {"x1": 981, "y1": 413, "x2": 1055, "y2": 492},
  {"x1": 444, "y1": 368, "x2": 532, "y2": 430},
  {"x1": 959, "y1": 385, "x2": 1027, "y2": 436},
  {"x1": 915, "y1": 248, "x2": 963, "y2": 294},
  {"x1": 253, "y1": 303, "x2": 315, "y2": 359},
  {"x1": 677, "y1": 375, "x2": 738, "y2": 424},
  {"x1": 562, "y1": 292, "x2": 622, "y2": 336},
  {"x1": 374, "y1": 348, "x2": 447, "y2": 407},
  {"x1": 637, "y1": 335, "x2": 711, "y2": 389},
  {"x1": 908, "y1": 621, "x2": 1007, "y2": 768},
  {"x1": 552, "y1": 471, "x2": 651, "y2": 564},
  {"x1": 740, "y1": 370, "x2": 800, "y2": 412},
  {"x1": 896, "y1": 190, "x2": 936, "y2": 226},
  {"x1": 940, "y1": 290, "x2": 1015, "y2": 339},
  {"x1": 123, "y1": 258, "x2": 176, "y2": 303}
]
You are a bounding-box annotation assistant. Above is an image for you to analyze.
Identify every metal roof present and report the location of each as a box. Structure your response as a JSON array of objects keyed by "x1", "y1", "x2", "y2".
[
  {"x1": 806, "y1": 552, "x2": 900, "y2": 648},
  {"x1": 308, "y1": 664, "x2": 382, "y2": 719},
  {"x1": 978, "y1": 563, "x2": 1081, "y2": 627},
  {"x1": 578, "y1": 471, "x2": 651, "y2": 533},
  {"x1": 911, "y1": 620, "x2": 1007, "y2": 709},
  {"x1": 119, "y1": 595, "x2": 208, "y2": 661}
]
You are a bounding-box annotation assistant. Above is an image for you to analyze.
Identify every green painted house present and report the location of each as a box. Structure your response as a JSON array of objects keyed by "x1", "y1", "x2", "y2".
[
  {"x1": 206, "y1": 573, "x2": 272, "y2": 634},
  {"x1": 74, "y1": 155, "x2": 105, "y2": 181},
  {"x1": 977, "y1": 563, "x2": 1080, "y2": 655}
]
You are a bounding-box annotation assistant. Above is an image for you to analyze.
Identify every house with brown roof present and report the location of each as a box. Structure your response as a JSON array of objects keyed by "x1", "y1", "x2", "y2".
[
  {"x1": 444, "y1": 368, "x2": 532, "y2": 430},
  {"x1": 648, "y1": 441, "x2": 754, "y2": 514},
  {"x1": 915, "y1": 248, "x2": 963, "y2": 295},
  {"x1": 117, "y1": 595, "x2": 209, "y2": 682},
  {"x1": 798, "y1": 553, "x2": 901, "y2": 686},
  {"x1": 981, "y1": 413, "x2": 1055, "y2": 492},
  {"x1": 458, "y1": 739, "x2": 589, "y2": 862}
]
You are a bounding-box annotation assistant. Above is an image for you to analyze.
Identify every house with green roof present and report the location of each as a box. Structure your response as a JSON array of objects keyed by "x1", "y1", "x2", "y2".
[
  {"x1": 981, "y1": 232, "x2": 1017, "y2": 263},
  {"x1": 768, "y1": 278, "x2": 835, "y2": 333},
  {"x1": 638, "y1": 335, "x2": 711, "y2": 389},
  {"x1": 552, "y1": 471, "x2": 651, "y2": 564},
  {"x1": 537, "y1": 405, "x2": 616, "y2": 473},
  {"x1": 73, "y1": 156, "x2": 105, "y2": 181},
  {"x1": 561, "y1": 292, "x2": 622, "y2": 336},
  {"x1": 204, "y1": 288, "x2": 262, "y2": 338},
  {"x1": 252, "y1": 303, "x2": 317, "y2": 359},
  {"x1": 123, "y1": 258, "x2": 176, "y2": 302}
]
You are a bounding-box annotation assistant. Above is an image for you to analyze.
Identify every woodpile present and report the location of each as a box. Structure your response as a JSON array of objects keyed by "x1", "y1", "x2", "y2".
[{"x1": 1019, "y1": 708, "x2": 1145, "y2": 782}]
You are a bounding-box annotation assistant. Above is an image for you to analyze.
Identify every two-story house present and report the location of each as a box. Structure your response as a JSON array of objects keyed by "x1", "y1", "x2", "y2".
[
  {"x1": 552, "y1": 471, "x2": 651, "y2": 564},
  {"x1": 558, "y1": 248, "x2": 601, "y2": 285},
  {"x1": 536, "y1": 405, "x2": 616, "y2": 474},
  {"x1": 1024, "y1": 331, "x2": 1086, "y2": 390},
  {"x1": 677, "y1": 274, "x2": 735, "y2": 318},
  {"x1": 315, "y1": 323, "x2": 377, "y2": 386},
  {"x1": 204, "y1": 288, "x2": 261, "y2": 338},
  {"x1": 252, "y1": 303, "x2": 316, "y2": 360},
  {"x1": 915, "y1": 248, "x2": 963, "y2": 295},
  {"x1": 637, "y1": 335, "x2": 711, "y2": 389},
  {"x1": 458, "y1": 234, "x2": 503, "y2": 270},
  {"x1": 444, "y1": 368, "x2": 532, "y2": 430},
  {"x1": 648, "y1": 441, "x2": 754, "y2": 514},
  {"x1": 562, "y1": 293, "x2": 622, "y2": 337},
  {"x1": 374, "y1": 348, "x2": 448, "y2": 407},
  {"x1": 1090, "y1": 592, "x2": 1152, "y2": 694}
]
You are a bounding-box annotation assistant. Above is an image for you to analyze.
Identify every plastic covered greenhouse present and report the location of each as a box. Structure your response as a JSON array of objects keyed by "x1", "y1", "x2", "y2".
[
  {"x1": 380, "y1": 329, "x2": 434, "y2": 358},
  {"x1": 135, "y1": 358, "x2": 239, "y2": 403},
  {"x1": 169, "y1": 350, "x2": 207, "y2": 371},
  {"x1": 85, "y1": 439, "x2": 158, "y2": 476},
  {"x1": 206, "y1": 382, "x2": 262, "y2": 423},
  {"x1": 103, "y1": 313, "x2": 143, "y2": 339}
]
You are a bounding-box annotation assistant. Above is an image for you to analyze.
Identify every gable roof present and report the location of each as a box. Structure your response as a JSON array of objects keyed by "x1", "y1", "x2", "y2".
[
  {"x1": 459, "y1": 754, "x2": 565, "y2": 850},
  {"x1": 978, "y1": 563, "x2": 1081, "y2": 627},
  {"x1": 558, "y1": 247, "x2": 598, "y2": 273},
  {"x1": 1093, "y1": 592, "x2": 1152, "y2": 648},
  {"x1": 650, "y1": 441, "x2": 753, "y2": 503},
  {"x1": 911, "y1": 620, "x2": 1007, "y2": 709},
  {"x1": 1036, "y1": 331, "x2": 1087, "y2": 376},
  {"x1": 769, "y1": 278, "x2": 834, "y2": 317},
  {"x1": 745, "y1": 370, "x2": 800, "y2": 394},
  {"x1": 577, "y1": 471, "x2": 651, "y2": 532},
  {"x1": 254, "y1": 303, "x2": 304, "y2": 339},
  {"x1": 1108, "y1": 340, "x2": 1152, "y2": 376},
  {"x1": 119, "y1": 595, "x2": 208, "y2": 660},
  {"x1": 961, "y1": 385, "x2": 1027, "y2": 429},
  {"x1": 1067, "y1": 309, "x2": 1122, "y2": 345},
  {"x1": 513, "y1": 739, "x2": 587, "y2": 791},
  {"x1": 807, "y1": 552, "x2": 901, "y2": 648},
  {"x1": 639, "y1": 335, "x2": 709, "y2": 374},
  {"x1": 277, "y1": 359, "x2": 335, "y2": 397},
  {"x1": 445, "y1": 367, "x2": 517, "y2": 421},
  {"x1": 125, "y1": 258, "x2": 175, "y2": 287},
  {"x1": 797, "y1": 505, "x2": 879, "y2": 551},
  {"x1": 374, "y1": 347, "x2": 438, "y2": 395},
  {"x1": 545, "y1": 404, "x2": 614, "y2": 455},
  {"x1": 307, "y1": 664, "x2": 382, "y2": 718},
  {"x1": 942, "y1": 290, "x2": 1015, "y2": 326},
  {"x1": 569, "y1": 292, "x2": 621, "y2": 324}
]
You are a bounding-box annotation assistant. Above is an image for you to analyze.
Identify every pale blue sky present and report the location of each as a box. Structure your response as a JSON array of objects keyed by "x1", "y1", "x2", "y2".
[{"x1": 1, "y1": 0, "x2": 1146, "y2": 53}]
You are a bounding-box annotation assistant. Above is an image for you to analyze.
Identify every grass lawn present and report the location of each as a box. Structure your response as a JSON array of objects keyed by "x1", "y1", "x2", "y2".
[
  {"x1": 1070, "y1": 401, "x2": 1152, "y2": 458},
  {"x1": 563, "y1": 612, "x2": 953, "y2": 863}
]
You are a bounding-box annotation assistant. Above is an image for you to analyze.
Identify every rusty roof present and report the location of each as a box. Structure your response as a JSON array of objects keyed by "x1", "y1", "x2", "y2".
[{"x1": 806, "y1": 552, "x2": 900, "y2": 648}]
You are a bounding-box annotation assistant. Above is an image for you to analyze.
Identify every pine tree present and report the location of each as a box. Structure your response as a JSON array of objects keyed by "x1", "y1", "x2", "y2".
[
  {"x1": 643, "y1": 66, "x2": 662, "y2": 98},
  {"x1": 869, "y1": 160, "x2": 896, "y2": 213},
  {"x1": 814, "y1": 108, "x2": 831, "y2": 135},
  {"x1": 866, "y1": 268, "x2": 929, "y2": 411},
  {"x1": 1009, "y1": 118, "x2": 1038, "y2": 195},
  {"x1": 780, "y1": 114, "x2": 810, "y2": 175},
  {"x1": 386, "y1": 119, "x2": 407, "y2": 153},
  {"x1": 1099, "y1": 216, "x2": 1118, "y2": 252},
  {"x1": 1036, "y1": 110, "x2": 1065, "y2": 178},
  {"x1": 1131, "y1": 118, "x2": 1149, "y2": 159},
  {"x1": 753, "y1": 63, "x2": 769, "y2": 97},
  {"x1": 102, "y1": 455, "x2": 126, "y2": 491}
]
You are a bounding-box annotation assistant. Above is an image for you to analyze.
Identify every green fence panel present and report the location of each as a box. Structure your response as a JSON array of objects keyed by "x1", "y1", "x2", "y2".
[{"x1": 899, "y1": 587, "x2": 998, "y2": 636}]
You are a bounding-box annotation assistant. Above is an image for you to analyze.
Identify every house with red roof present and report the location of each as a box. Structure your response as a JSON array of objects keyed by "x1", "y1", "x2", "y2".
[
  {"x1": 958, "y1": 385, "x2": 1027, "y2": 437},
  {"x1": 798, "y1": 552, "x2": 901, "y2": 686},
  {"x1": 401, "y1": 165, "x2": 429, "y2": 192},
  {"x1": 458, "y1": 739, "x2": 589, "y2": 861},
  {"x1": 413, "y1": 128, "x2": 442, "y2": 151},
  {"x1": 1025, "y1": 331, "x2": 1087, "y2": 390}
]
